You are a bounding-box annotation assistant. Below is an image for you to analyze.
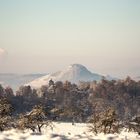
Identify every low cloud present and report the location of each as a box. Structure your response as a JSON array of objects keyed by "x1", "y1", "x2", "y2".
[{"x1": 0, "y1": 48, "x2": 7, "y2": 62}]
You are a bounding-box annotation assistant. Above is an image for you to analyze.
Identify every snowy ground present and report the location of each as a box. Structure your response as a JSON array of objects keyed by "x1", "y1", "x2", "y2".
[{"x1": 0, "y1": 122, "x2": 139, "y2": 140}]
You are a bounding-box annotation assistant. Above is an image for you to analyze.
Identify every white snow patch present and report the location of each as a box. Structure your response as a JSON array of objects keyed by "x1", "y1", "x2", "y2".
[{"x1": 0, "y1": 122, "x2": 139, "y2": 140}]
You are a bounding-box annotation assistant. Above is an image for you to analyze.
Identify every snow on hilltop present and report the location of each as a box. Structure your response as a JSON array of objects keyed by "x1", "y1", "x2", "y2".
[{"x1": 27, "y1": 64, "x2": 113, "y2": 88}]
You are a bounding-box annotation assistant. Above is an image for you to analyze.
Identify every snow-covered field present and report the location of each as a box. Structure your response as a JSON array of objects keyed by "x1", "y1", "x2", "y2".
[{"x1": 0, "y1": 122, "x2": 139, "y2": 140}]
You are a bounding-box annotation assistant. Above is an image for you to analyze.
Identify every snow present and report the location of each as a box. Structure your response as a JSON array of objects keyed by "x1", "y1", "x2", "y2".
[
  {"x1": 26, "y1": 64, "x2": 104, "y2": 88},
  {"x1": 0, "y1": 122, "x2": 139, "y2": 140}
]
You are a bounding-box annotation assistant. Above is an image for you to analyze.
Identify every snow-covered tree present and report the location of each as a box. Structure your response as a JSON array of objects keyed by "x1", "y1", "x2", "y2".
[{"x1": 18, "y1": 105, "x2": 52, "y2": 132}]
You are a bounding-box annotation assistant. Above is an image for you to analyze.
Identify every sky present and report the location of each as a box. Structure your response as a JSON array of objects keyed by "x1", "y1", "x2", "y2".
[{"x1": 0, "y1": 0, "x2": 140, "y2": 78}]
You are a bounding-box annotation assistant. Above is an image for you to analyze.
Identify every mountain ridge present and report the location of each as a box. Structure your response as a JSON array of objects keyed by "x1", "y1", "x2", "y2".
[
  {"x1": 27, "y1": 64, "x2": 114, "y2": 88},
  {"x1": 0, "y1": 73, "x2": 46, "y2": 91}
]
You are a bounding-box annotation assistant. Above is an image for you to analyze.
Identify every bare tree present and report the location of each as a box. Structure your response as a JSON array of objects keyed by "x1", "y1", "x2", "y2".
[
  {"x1": 18, "y1": 105, "x2": 52, "y2": 133},
  {"x1": 89, "y1": 106, "x2": 121, "y2": 134}
]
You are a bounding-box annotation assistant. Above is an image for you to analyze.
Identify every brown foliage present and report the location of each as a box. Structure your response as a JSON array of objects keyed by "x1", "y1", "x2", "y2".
[
  {"x1": 18, "y1": 105, "x2": 52, "y2": 132},
  {"x1": 89, "y1": 106, "x2": 121, "y2": 134},
  {"x1": 0, "y1": 98, "x2": 13, "y2": 131}
]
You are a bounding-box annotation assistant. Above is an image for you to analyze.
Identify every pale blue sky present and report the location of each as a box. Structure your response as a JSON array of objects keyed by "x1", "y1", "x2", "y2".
[{"x1": 0, "y1": 0, "x2": 140, "y2": 78}]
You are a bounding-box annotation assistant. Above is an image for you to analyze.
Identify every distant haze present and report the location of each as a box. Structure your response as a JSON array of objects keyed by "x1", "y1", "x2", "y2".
[{"x1": 0, "y1": 0, "x2": 140, "y2": 78}]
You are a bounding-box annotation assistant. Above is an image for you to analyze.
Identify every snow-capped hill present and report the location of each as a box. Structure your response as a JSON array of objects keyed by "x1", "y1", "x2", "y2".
[{"x1": 27, "y1": 64, "x2": 111, "y2": 88}]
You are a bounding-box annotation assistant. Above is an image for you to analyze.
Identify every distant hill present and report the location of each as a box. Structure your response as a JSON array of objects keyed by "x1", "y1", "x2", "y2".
[
  {"x1": 0, "y1": 73, "x2": 46, "y2": 91},
  {"x1": 133, "y1": 76, "x2": 140, "y2": 81},
  {"x1": 27, "y1": 64, "x2": 115, "y2": 88}
]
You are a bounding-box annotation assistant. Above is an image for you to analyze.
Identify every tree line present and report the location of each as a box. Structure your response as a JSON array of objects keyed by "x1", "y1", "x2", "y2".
[{"x1": 0, "y1": 77, "x2": 139, "y2": 134}]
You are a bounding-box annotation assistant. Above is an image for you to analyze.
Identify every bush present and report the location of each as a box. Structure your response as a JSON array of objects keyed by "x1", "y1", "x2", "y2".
[
  {"x1": 126, "y1": 116, "x2": 140, "y2": 135},
  {"x1": 0, "y1": 98, "x2": 13, "y2": 131},
  {"x1": 18, "y1": 105, "x2": 52, "y2": 132},
  {"x1": 89, "y1": 107, "x2": 121, "y2": 134}
]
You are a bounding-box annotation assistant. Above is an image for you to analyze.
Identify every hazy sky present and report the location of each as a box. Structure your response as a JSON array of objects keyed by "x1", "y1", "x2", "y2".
[{"x1": 0, "y1": 0, "x2": 140, "y2": 78}]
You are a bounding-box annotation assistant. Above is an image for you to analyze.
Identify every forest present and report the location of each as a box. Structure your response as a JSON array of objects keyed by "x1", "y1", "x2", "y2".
[{"x1": 0, "y1": 77, "x2": 140, "y2": 134}]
